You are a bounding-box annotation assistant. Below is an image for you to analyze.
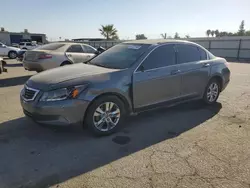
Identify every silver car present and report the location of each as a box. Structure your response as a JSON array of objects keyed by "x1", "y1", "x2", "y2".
[
  {"x1": 22, "y1": 42, "x2": 97, "y2": 72},
  {"x1": 20, "y1": 40, "x2": 230, "y2": 136}
]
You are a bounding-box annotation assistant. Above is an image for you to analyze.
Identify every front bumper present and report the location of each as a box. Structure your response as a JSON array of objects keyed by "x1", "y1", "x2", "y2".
[{"x1": 20, "y1": 95, "x2": 90, "y2": 126}]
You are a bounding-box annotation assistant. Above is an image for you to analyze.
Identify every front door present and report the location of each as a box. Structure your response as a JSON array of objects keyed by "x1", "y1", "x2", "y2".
[
  {"x1": 176, "y1": 44, "x2": 210, "y2": 97},
  {"x1": 133, "y1": 44, "x2": 182, "y2": 109},
  {"x1": 65, "y1": 44, "x2": 87, "y2": 63}
]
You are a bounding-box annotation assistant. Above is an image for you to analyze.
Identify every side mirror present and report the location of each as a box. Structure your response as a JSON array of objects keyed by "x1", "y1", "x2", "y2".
[
  {"x1": 97, "y1": 46, "x2": 106, "y2": 54},
  {"x1": 138, "y1": 65, "x2": 145, "y2": 72}
]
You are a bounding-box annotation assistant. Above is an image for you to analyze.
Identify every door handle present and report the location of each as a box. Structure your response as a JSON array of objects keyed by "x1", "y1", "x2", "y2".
[
  {"x1": 203, "y1": 63, "x2": 210, "y2": 67},
  {"x1": 171, "y1": 70, "x2": 181, "y2": 75}
]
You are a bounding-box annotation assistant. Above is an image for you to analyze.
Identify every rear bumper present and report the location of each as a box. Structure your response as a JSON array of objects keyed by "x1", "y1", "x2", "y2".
[
  {"x1": 23, "y1": 60, "x2": 58, "y2": 72},
  {"x1": 20, "y1": 96, "x2": 90, "y2": 126}
]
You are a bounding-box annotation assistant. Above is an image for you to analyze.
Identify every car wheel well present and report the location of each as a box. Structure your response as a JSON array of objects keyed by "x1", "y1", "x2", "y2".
[
  {"x1": 60, "y1": 61, "x2": 72, "y2": 66},
  {"x1": 83, "y1": 92, "x2": 130, "y2": 124},
  {"x1": 210, "y1": 76, "x2": 223, "y2": 91}
]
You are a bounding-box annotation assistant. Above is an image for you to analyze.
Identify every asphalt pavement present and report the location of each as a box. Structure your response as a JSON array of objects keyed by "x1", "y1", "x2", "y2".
[{"x1": 0, "y1": 60, "x2": 250, "y2": 188}]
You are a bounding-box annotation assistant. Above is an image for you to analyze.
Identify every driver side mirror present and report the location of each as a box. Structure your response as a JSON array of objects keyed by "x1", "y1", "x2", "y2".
[{"x1": 138, "y1": 65, "x2": 145, "y2": 72}]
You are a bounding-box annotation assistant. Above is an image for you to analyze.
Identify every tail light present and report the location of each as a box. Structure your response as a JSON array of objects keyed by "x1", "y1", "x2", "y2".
[{"x1": 38, "y1": 54, "x2": 52, "y2": 59}]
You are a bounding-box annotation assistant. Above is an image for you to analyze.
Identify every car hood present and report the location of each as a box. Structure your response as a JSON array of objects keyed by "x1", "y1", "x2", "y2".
[{"x1": 26, "y1": 63, "x2": 120, "y2": 90}]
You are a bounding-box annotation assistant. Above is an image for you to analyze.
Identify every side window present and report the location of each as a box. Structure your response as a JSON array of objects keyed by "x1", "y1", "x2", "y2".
[
  {"x1": 19, "y1": 42, "x2": 24, "y2": 46},
  {"x1": 199, "y1": 48, "x2": 208, "y2": 60},
  {"x1": 141, "y1": 45, "x2": 175, "y2": 70},
  {"x1": 177, "y1": 44, "x2": 201, "y2": 64},
  {"x1": 66, "y1": 45, "x2": 84, "y2": 53},
  {"x1": 83, "y1": 45, "x2": 97, "y2": 54},
  {"x1": 26, "y1": 43, "x2": 32, "y2": 46}
]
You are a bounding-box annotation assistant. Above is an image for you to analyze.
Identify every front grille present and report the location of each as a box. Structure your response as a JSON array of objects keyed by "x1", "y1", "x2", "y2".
[{"x1": 22, "y1": 86, "x2": 39, "y2": 101}]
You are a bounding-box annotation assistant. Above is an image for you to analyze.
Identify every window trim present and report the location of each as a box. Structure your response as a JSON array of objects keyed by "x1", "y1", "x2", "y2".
[
  {"x1": 66, "y1": 44, "x2": 84, "y2": 53},
  {"x1": 134, "y1": 43, "x2": 177, "y2": 73},
  {"x1": 175, "y1": 44, "x2": 210, "y2": 65}
]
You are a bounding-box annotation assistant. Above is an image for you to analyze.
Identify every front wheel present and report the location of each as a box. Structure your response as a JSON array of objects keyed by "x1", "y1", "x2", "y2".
[
  {"x1": 8, "y1": 51, "x2": 17, "y2": 59},
  {"x1": 203, "y1": 79, "x2": 220, "y2": 104},
  {"x1": 85, "y1": 96, "x2": 127, "y2": 136}
]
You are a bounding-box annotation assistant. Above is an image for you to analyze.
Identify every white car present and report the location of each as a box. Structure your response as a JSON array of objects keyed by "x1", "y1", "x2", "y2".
[
  {"x1": 0, "y1": 42, "x2": 20, "y2": 59},
  {"x1": 23, "y1": 42, "x2": 98, "y2": 72},
  {"x1": 19, "y1": 42, "x2": 38, "y2": 50}
]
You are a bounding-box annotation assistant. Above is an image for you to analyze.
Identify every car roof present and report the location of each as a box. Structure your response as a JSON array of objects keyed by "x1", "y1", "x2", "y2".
[{"x1": 123, "y1": 39, "x2": 197, "y2": 45}]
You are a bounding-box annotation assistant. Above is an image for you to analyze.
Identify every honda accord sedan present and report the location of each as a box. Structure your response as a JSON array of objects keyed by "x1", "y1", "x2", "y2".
[{"x1": 20, "y1": 40, "x2": 230, "y2": 136}]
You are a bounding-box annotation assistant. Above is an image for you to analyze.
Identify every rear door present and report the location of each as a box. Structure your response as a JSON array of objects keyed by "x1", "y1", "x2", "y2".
[
  {"x1": 176, "y1": 44, "x2": 210, "y2": 97},
  {"x1": 133, "y1": 44, "x2": 182, "y2": 109},
  {"x1": 65, "y1": 44, "x2": 86, "y2": 63}
]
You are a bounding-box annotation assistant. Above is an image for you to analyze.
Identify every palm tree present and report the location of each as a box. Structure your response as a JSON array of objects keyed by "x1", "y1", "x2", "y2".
[
  {"x1": 99, "y1": 24, "x2": 118, "y2": 40},
  {"x1": 206, "y1": 29, "x2": 211, "y2": 37},
  {"x1": 161, "y1": 33, "x2": 167, "y2": 39},
  {"x1": 185, "y1": 34, "x2": 190, "y2": 38},
  {"x1": 211, "y1": 30, "x2": 215, "y2": 37}
]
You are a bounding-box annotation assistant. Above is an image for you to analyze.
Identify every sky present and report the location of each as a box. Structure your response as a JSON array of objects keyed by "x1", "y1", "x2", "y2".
[{"x1": 1, "y1": 0, "x2": 250, "y2": 41}]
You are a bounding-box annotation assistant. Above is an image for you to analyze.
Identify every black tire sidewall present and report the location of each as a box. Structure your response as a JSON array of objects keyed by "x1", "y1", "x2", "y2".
[
  {"x1": 8, "y1": 51, "x2": 17, "y2": 59},
  {"x1": 61, "y1": 61, "x2": 71, "y2": 66},
  {"x1": 85, "y1": 96, "x2": 126, "y2": 136},
  {"x1": 203, "y1": 79, "x2": 220, "y2": 104}
]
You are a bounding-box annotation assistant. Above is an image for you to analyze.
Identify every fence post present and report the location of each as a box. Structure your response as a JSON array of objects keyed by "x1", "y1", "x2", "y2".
[
  {"x1": 208, "y1": 40, "x2": 211, "y2": 51},
  {"x1": 237, "y1": 39, "x2": 242, "y2": 61}
]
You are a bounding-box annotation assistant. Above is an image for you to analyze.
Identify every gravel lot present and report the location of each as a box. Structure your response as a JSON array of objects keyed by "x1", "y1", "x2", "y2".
[{"x1": 0, "y1": 60, "x2": 250, "y2": 188}]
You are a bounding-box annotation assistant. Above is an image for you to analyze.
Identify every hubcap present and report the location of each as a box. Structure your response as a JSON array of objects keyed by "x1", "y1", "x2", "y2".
[
  {"x1": 93, "y1": 102, "x2": 121, "y2": 132},
  {"x1": 207, "y1": 82, "x2": 219, "y2": 102},
  {"x1": 10, "y1": 52, "x2": 16, "y2": 58}
]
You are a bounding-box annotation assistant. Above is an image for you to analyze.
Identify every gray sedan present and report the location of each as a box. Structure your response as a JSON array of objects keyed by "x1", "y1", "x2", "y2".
[
  {"x1": 20, "y1": 40, "x2": 230, "y2": 136},
  {"x1": 22, "y1": 42, "x2": 97, "y2": 72}
]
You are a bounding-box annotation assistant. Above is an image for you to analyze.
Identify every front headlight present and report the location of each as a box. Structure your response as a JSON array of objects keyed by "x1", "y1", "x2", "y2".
[{"x1": 40, "y1": 85, "x2": 88, "y2": 102}]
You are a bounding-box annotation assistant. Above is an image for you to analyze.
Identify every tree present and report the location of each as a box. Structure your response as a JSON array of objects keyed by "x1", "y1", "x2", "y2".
[
  {"x1": 135, "y1": 34, "x2": 147, "y2": 40},
  {"x1": 161, "y1": 33, "x2": 167, "y2": 39},
  {"x1": 211, "y1": 30, "x2": 215, "y2": 37},
  {"x1": 215, "y1": 29, "x2": 219, "y2": 37},
  {"x1": 238, "y1": 20, "x2": 245, "y2": 36},
  {"x1": 206, "y1": 29, "x2": 211, "y2": 37},
  {"x1": 174, "y1": 32, "x2": 180, "y2": 39},
  {"x1": 245, "y1": 30, "x2": 250, "y2": 36},
  {"x1": 24, "y1": 29, "x2": 28, "y2": 33},
  {"x1": 99, "y1": 24, "x2": 119, "y2": 40},
  {"x1": 185, "y1": 34, "x2": 190, "y2": 38},
  {"x1": 0, "y1": 27, "x2": 5, "y2": 32}
]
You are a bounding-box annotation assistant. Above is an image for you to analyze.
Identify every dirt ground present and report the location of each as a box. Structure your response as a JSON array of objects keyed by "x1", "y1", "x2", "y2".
[{"x1": 0, "y1": 60, "x2": 250, "y2": 188}]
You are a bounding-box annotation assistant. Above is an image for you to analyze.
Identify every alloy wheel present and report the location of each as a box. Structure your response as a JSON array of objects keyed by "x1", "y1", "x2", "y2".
[
  {"x1": 10, "y1": 52, "x2": 17, "y2": 59},
  {"x1": 207, "y1": 82, "x2": 219, "y2": 102},
  {"x1": 93, "y1": 102, "x2": 121, "y2": 132}
]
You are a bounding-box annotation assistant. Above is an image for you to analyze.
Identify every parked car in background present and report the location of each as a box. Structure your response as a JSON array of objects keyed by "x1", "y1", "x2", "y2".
[
  {"x1": 23, "y1": 42, "x2": 99, "y2": 72},
  {"x1": 17, "y1": 49, "x2": 27, "y2": 61},
  {"x1": 20, "y1": 40, "x2": 230, "y2": 136},
  {"x1": 0, "y1": 57, "x2": 7, "y2": 74},
  {"x1": 19, "y1": 42, "x2": 38, "y2": 50},
  {"x1": 0, "y1": 42, "x2": 20, "y2": 59}
]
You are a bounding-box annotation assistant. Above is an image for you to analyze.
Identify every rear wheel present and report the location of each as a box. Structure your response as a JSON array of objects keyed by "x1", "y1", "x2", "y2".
[
  {"x1": 8, "y1": 51, "x2": 17, "y2": 59},
  {"x1": 60, "y1": 61, "x2": 71, "y2": 66},
  {"x1": 203, "y1": 78, "x2": 220, "y2": 104},
  {"x1": 85, "y1": 96, "x2": 127, "y2": 136}
]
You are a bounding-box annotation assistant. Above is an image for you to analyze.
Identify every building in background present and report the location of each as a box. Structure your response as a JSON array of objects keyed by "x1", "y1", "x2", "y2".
[{"x1": 0, "y1": 29, "x2": 47, "y2": 45}]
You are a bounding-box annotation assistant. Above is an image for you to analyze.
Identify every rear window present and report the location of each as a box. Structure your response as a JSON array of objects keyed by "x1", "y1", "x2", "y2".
[
  {"x1": 36, "y1": 43, "x2": 65, "y2": 50},
  {"x1": 19, "y1": 42, "x2": 24, "y2": 45}
]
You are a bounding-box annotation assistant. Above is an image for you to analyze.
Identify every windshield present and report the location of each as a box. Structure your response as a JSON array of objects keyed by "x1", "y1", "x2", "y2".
[{"x1": 89, "y1": 43, "x2": 150, "y2": 69}]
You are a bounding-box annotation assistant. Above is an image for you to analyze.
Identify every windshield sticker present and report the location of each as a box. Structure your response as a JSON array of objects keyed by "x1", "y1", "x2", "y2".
[{"x1": 127, "y1": 45, "x2": 141, "y2": 50}]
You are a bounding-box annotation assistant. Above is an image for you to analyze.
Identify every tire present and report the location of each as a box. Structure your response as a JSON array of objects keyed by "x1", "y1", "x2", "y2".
[
  {"x1": 85, "y1": 95, "x2": 127, "y2": 136},
  {"x1": 8, "y1": 51, "x2": 17, "y2": 59},
  {"x1": 60, "y1": 61, "x2": 71, "y2": 66},
  {"x1": 203, "y1": 78, "x2": 221, "y2": 104}
]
